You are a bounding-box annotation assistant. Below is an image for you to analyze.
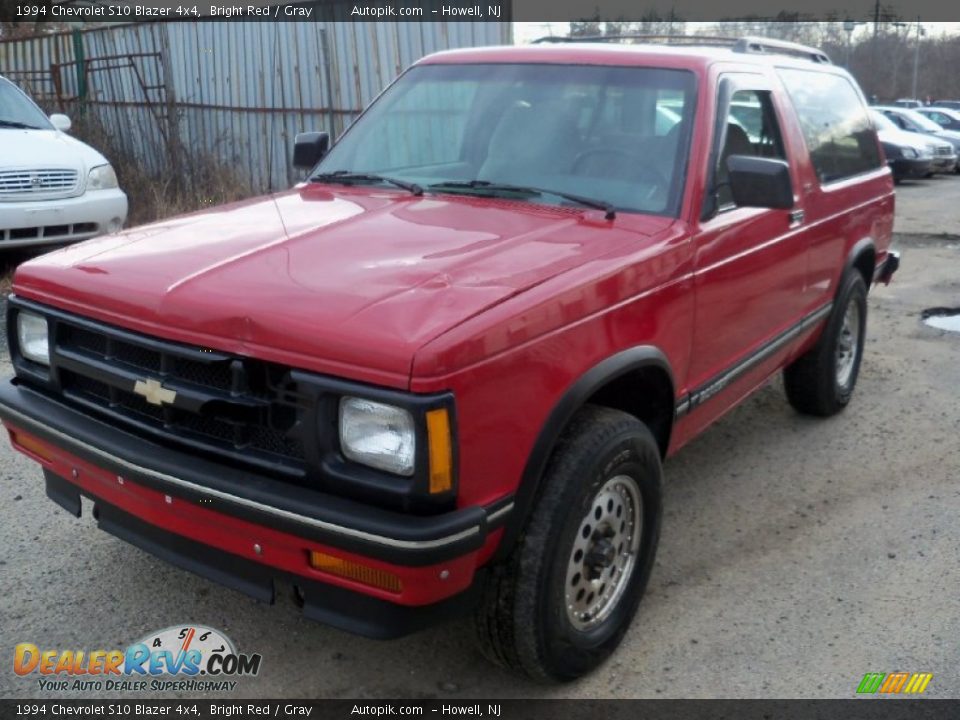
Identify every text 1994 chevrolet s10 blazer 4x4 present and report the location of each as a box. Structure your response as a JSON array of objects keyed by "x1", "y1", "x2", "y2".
[{"x1": 0, "y1": 36, "x2": 898, "y2": 681}]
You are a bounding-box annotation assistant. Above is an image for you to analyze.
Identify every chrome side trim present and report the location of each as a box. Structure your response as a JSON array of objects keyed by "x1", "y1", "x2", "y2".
[
  {"x1": 486, "y1": 502, "x2": 514, "y2": 525},
  {"x1": 675, "y1": 302, "x2": 833, "y2": 419}
]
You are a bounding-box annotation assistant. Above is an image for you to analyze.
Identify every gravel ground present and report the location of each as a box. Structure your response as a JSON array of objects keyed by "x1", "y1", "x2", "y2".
[{"x1": 1, "y1": 178, "x2": 958, "y2": 700}]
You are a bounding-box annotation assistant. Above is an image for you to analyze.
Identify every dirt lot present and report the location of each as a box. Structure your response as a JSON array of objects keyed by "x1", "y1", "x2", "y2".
[{"x1": 0, "y1": 176, "x2": 958, "y2": 699}]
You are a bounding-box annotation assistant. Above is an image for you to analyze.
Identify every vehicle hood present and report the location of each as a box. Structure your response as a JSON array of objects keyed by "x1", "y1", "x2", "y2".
[
  {"x1": 14, "y1": 185, "x2": 669, "y2": 386},
  {"x1": 901, "y1": 126, "x2": 960, "y2": 148},
  {"x1": 932, "y1": 129, "x2": 960, "y2": 147},
  {"x1": 877, "y1": 128, "x2": 944, "y2": 152},
  {"x1": 0, "y1": 128, "x2": 108, "y2": 173}
]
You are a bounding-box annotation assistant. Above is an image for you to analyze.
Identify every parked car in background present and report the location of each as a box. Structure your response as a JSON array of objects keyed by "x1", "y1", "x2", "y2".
[
  {"x1": 892, "y1": 98, "x2": 923, "y2": 108},
  {"x1": 870, "y1": 110, "x2": 936, "y2": 182},
  {"x1": 875, "y1": 105, "x2": 960, "y2": 173},
  {"x1": 916, "y1": 106, "x2": 960, "y2": 132},
  {"x1": 0, "y1": 76, "x2": 127, "y2": 247},
  {"x1": 932, "y1": 100, "x2": 960, "y2": 110}
]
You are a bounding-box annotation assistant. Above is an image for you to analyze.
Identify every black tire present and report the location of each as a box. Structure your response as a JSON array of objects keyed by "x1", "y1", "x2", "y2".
[
  {"x1": 784, "y1": 271, "x2": 868, "y2": 416},
  {"x1": 473, "y1": 405, "x2": 662, "y2": 682}
]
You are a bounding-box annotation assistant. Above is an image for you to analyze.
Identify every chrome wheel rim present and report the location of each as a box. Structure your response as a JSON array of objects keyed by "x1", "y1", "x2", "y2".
[
  {"x1": 836, "y1": 300, "x2": 860, "y2": 389},
  {"x1": 564, "y1": 474, "x2": 643, "y2": 631}
]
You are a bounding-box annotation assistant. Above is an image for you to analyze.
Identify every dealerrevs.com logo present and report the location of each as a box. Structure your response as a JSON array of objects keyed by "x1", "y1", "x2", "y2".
[{"x1": 14, "y1": 625, "x2": 262, "y2": 693}]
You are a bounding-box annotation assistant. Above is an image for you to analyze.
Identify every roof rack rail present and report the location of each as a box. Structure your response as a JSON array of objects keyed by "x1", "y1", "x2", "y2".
[
  {"x1": 533, "y1": 34, "x2": 737, "y2": 47},
  {"x1": 533, "y1": 34, "x2": 832, "y2": 64},
  {"x1": 733, "y1": 36, "x2": 831, "y2": 64}
]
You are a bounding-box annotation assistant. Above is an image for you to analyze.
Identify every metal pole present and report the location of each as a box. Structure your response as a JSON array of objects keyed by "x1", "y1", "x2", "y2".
[
  {"x1": 911, "y1": 19, "x2": 921, "y2": 101},
  {"x1": 872, "y1": 1, "x2": 881, "y2": 96},
  {"x1": 843, "y1": 21, "x2": 857, "y2": 70}
]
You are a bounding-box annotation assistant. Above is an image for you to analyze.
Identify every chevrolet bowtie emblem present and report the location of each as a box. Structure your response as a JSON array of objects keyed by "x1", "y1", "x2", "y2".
[{"x1": 133, "y1": 378, "x2": 177, "y2": 406}]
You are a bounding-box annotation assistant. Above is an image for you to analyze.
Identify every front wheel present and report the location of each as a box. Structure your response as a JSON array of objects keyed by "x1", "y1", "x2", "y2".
[
  {"x1": 784, "y1": 271, "x2": 868, "y2": 416},
  {"x1": 473, "y1": 405, "x2": 662, "y2": 682}
]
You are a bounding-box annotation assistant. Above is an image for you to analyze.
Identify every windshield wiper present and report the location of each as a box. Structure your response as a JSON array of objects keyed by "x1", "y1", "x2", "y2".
[
  {"x1": 0, "y1": 119, "x2": 40, "y2": 129},
  {"x1": 428, "y1": 180, "x2": 616, "y2": 220},
  {"x1": 311, "y1": 170, "x2": 423, "y2": 196}
]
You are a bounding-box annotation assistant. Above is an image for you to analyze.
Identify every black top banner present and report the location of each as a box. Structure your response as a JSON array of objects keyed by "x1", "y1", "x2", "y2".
[{"x1": 4, "y1": 0, "x2": 960, "y2": 23}]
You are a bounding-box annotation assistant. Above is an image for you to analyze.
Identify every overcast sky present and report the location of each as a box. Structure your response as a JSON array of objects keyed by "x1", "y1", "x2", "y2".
[{"x1": 512, "y1": 21, "x2": 960, "y2": 44}]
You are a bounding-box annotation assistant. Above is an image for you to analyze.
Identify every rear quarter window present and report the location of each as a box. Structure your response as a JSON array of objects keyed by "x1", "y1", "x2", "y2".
[{"x1": 776, "y1": 68, "x2": 882, "y2": 184}]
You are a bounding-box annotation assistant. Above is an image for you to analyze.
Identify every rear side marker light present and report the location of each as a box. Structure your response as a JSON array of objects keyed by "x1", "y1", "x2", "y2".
[{"x1": 308, "y1": 551, "x2": 403, "y2": 593}]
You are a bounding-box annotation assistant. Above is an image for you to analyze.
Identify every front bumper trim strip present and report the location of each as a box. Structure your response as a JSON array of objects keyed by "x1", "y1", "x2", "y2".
[{"x1": 0, "y1": 401, "x2": 481, "y2": 552}]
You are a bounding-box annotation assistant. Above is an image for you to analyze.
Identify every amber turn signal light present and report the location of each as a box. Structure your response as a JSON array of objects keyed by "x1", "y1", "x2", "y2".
[
  {"x1": 308, "y1": 551, "x2": 402, "y2": 593},
  {"x1": 10, "y1": 431, "x2": 54, "y2": 464},
  {"x1": 425, "y1": 408, "x2": 453, "y2": 494}
]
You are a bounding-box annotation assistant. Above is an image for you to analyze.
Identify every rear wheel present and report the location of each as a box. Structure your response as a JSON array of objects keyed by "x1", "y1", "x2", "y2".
[
  {"x1": 473, "y1": 405, "x2": 662, "y2": 682},
  {"x1": 784, "y1": 271, "x2": 868, "y2": 416}
]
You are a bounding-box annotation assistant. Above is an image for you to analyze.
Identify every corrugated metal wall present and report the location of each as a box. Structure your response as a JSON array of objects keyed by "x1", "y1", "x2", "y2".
[{"x1": 1, "y1": 20, "x2": 510, "y2": 191}]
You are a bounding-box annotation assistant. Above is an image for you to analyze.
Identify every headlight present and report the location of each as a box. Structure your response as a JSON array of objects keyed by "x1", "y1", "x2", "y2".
[
  {"x1": 339, "y1": 397, "x2": 415, "y2": 476},
  {"x1": 17, "y1": 312, "x2": 49, "y2": 366},
  {"x1": 901, "y1": 147, "x2": 917, "y2": 158},
  {"x1": 86, "y1": 164, "x2": 118, "y2": 191}
]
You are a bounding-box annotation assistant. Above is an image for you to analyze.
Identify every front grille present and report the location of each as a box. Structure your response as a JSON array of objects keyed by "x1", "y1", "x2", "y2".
[
  {"x1": 0, "y1": 168, "x2": 79, "y2": 197},
  {"x1": 936, "y1": 145, "x2": 953, "y2": 157},
  {"x1": 1, "y1": 223, "x2": 99, "y2": 243},
  {"x1": 52, "y1": 317, "x2": 307, "y2": 476}
]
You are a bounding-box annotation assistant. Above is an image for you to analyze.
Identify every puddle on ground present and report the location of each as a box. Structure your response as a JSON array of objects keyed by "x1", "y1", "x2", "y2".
[{"x1": 922, "y1": 308, "x2": 960, "y2": 332}]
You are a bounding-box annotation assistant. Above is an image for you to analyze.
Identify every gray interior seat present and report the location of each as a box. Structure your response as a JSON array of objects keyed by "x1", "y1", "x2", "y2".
[
  {"x1": 478, "y1": 101, "x2": 581, "y2": 182},
  {"x1": 717, "y1": 123, "x2": 754, "y2": 206}
]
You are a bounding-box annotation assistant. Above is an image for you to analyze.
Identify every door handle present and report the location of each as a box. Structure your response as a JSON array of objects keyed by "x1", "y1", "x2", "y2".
[{"x1": 789, "y1": 209, "x2": 805, "y2": 225}]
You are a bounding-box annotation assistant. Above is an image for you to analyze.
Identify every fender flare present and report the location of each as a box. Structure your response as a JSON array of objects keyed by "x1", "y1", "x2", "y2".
[
  {"x1": 843, "y1": 237, "x2": 877, "y2": 287},
  {"x1": 492, "y1": 345, "x2": 674, "y2": 563}
]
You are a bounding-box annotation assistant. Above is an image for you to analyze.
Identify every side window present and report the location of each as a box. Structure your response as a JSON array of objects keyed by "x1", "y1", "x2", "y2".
[
  {"x1": 717, "y1": 89, "x2": 786, "y2": 209},
  {"x1": 777, "y1": 68, "x2": 883, "y2": 184},
  {"x1": 885, "y1": 112, "x2": 906, "y2": 129}
]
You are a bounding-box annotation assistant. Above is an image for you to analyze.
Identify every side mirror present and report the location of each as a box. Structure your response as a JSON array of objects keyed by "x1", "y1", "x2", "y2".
[
  {"x1": 293, "y1": 131, "x2": 330, "y2": 170},
  {"x1": 725, "y1": 155, "x2": 794, "y2": 210},
  {"x1": 50, "y1": 114, "x2": 72, "y2": 132}
]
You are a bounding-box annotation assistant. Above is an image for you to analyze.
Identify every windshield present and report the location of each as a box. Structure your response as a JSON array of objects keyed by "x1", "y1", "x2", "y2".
[
  {"x1": 315, "y1": 63, "x2": 697, "y2": 216},
  {"x1": 897, "y1": 109, "x2": 943, "y2": 132},
  {"x1": 870, "y1": 111, "x2": 899, "y2": 132},
  {"x1": 0, "y1": 79, "x2": 53, "y2": 130}
]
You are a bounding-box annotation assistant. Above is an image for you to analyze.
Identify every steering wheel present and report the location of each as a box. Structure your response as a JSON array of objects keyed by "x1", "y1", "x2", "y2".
[{"x1": 572, "y1": 148, "x2": 667, "y2": 188}]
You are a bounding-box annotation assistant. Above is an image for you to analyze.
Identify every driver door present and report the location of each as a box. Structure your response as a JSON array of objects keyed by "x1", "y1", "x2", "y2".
[{"x1": 684, "y1": 74, "x2": 809, "y2": 430}]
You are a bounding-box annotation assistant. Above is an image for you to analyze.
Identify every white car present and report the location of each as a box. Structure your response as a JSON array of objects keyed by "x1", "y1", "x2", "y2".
[{"x1": 0, "y1": 76, "x2": 127, "y2": 247}]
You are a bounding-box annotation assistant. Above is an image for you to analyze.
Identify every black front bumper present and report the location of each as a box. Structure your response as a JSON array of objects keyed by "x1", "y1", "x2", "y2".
[
  {"x1": 0, "y1": 379, "x2": 514, "y2": 637},
  {"x1": 0, "y1": 379, "x2": 511, "y2": 567},
  {"x1": 889, "y1": 157, "x2": 933, "y2": 180},
  {"x1": 43, "y1": 470, "x2": 484, "y2": 639}
]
